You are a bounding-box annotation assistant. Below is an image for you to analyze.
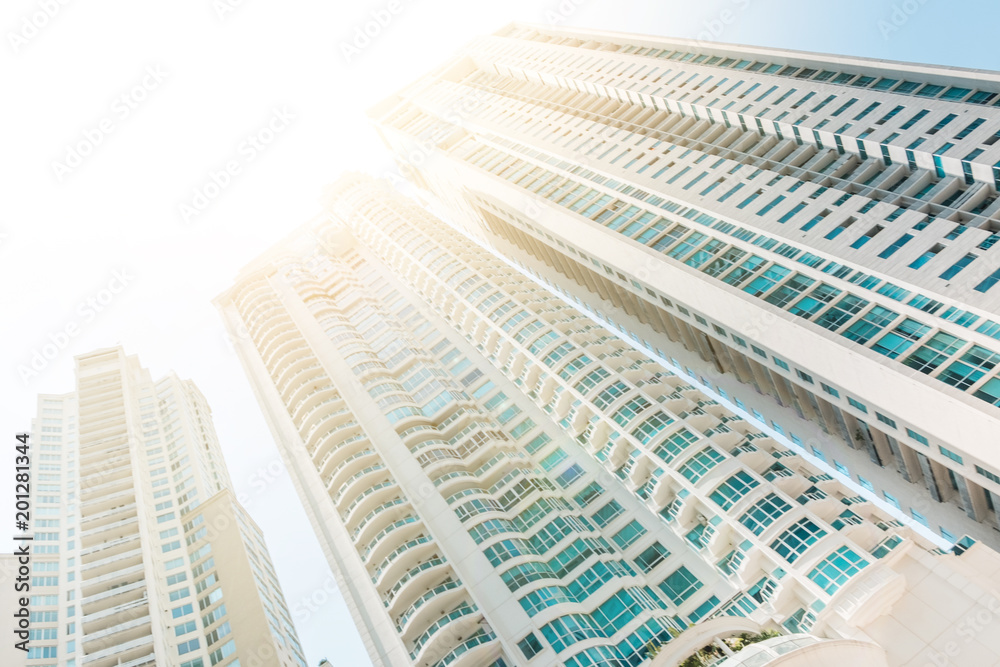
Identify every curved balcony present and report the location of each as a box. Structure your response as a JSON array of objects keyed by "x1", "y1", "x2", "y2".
[
  {"x1": 256, "y1": 321, "x2": 298, "y2": 359},
  {"x1": 343, "y1": 480, "x2": 400, "y2": 526},
  {"x1": 353, "y1": 498, "x2": 411, "y2": 545},
  {"x1": 426, "y1": 628, "x2": 497, "y2": 667},
  {"x1": 327, "y1": 449, "x2": 380, "y2": 492},
  {"x1": 332, "y1": 463, "x2": 388, "y2": 505},
  {"x1": 274, "y1": 356, "x2": 320, "y2": 392},
  {"x1": 292, "y1": 386, "x2": 341, "y2": 423},
  {"x1": 300, "y1": 400, "x2": 350, "y2": 437},
  {"x1": 408, "y1": 438, "x2": 451, "y2": 457},
  {"x1": 430, "y1": 470, "x2": 477, "y2": 492},
  {"x1": 242, "y1": 303, "x2": 282, "y2": 336},
  {"x1": 278, "y1": 364, "x2": 324, "y2": 400},
  {"x1": 373, "y1": 535, "x2": 436, "y2": 587},
  {"x1": 263, "y1": 338, "x2": 309, "y2": 373},
  {"x1": 311, "y1": 422, "x2": 370, "y2": 470},
  {"x1": 286, "y1": 372, "x2": 333, "y2": 411},
  {"x1": 306, "y1": 409, "x2": 357, "y2": 451},
  {"x1": 383, "y1": 557, "x2": 449, "y2": 610},
  {"x1": 410, "y1": 603, "x2": 481, "y2": 662},
  {"x1": 309, "y1": 424, "x2": 364, "y2": 461},
  {"x1": 233, "y1": 282, "x2": 269, "y2": 311},
  {"x1": 397, "y1": 579, "x2": 465, "y2": 633},
  {"x1": 363, "y1": 516, "x2": 423, "y2": 564},
  {"x1": 416, "y1": 449, "x2": 467, "y2": 474}
]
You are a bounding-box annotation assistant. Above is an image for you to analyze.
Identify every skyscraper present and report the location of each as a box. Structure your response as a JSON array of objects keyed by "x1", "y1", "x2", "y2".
[
  {"x1": 216, "y1": 174, "x2": 1000, "y2": 667},
  {"x1": 367, "y1": 22, "x2": 1000, "y2": 547},
  {"x1": 23, "y1": 347, "x2": 306, "y2": 667}
]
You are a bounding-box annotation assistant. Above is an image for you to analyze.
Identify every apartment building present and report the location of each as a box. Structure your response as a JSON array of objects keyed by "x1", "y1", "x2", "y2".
[
  {"x1": 22, "y1": 347, "x2": 306, "y2": 667},
  {"x1": 367, "y1": 22, "x2": 1000, "y2": 548},
  {"x1": 216, "y1": 174, "x2": 1000, "y2": 667}
]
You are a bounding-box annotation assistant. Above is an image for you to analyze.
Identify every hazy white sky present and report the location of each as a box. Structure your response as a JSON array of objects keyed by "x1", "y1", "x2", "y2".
[{"x1": 3, "y1": 0, "x2": 1000, "y2": 665}]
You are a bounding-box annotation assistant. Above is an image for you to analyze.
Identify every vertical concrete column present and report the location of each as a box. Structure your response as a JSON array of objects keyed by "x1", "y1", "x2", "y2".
[{"x1": 916, "y1": 452, "x2": 944, "y2": 503}]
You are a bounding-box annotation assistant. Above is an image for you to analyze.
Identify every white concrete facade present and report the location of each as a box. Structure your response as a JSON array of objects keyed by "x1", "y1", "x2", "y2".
[
  {"x1": 368, "y1": 22, "x2": 1000, "y2": 548},
  {"x1": 217, "y1": 175, "x2": 1000, "y2": 667}
]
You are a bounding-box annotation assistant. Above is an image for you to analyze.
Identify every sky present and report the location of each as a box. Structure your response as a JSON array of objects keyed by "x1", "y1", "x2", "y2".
[{"x1": 2, "y1": 0, "x2": 1000, "y2": 665}]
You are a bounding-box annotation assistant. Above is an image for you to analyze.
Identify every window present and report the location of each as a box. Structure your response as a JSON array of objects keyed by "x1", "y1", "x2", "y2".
[
  {"x1": 906, "y1": 428, "x2": 929, "y2": 446},
  {"x1": 630, "y1": 412, "x2": 675, "y2": 445},
  {"x1": 592, "y1": 500, "x2": 624, "y2": 528},
  {"x1": 171, "y1": 603, "x2": 194, "y2": 619},
  {"x1": 209, "y1": 639, "x2": 236, "y2": 666},
  {"x1": 808, "y1": 547, "x2": 868, "y2": 594},
  {"x1": 770, "y1": 518, "x2": 827, "y2": 563},
  {"x1": 820, "y1": 383, "x2": 840, "y2": 398},
  {"x1": 652, "y1": 428, "x2": 700, "y2": 464},
  {"x1": 903, "y1": 332, "x2": 966, "y2": 374},
  {"x1": 574, "y1": 482, "x2": 603, "y2": 508},
  {"x1": 634, "y1": 542, "x2": 670, "y2": 573},
  {"x1": 555, "y1": 464, "x2": 585, "y2": 488},
  {"x1": 976, "y1": 465, "x2": 1000, "y2": 485},
  {"x1": 955, "y1": 118, "x2": 985, "y2": 140},
  {"x1": 612, "y1": 520, "x2": 647, "y2": 550},
  {"x1": 678, "y1": 447, "x2": 725, "y2": 483},
  {"x1": 540, "y1": 449, "x2": 567, "y2": 472},
  {"x1": 178, "y1": 638, "x2": 200, "y2": 655},
  {"x1": 875, "y1": 412, "x2": 897, "y2": 429},
  {"x1": 710, "y1": 471, "x2": 760, "y2": 510},
  {"x1": 939, "y1": 446, "x2": 964, "y2": 465},
  {"x1": 871, "y1": 319, "x2": 930, "y2": 359},
  {"x1": 937, "y1": 345, "x2": 1000, "y2": 390},
  {"x1": 592, "y1": 382, "x2": 630, "y2": 410},
  {"x1": 739, "y1": 494, "x2": 791, "y2": 535},
  {"x1": 975, "y1": 268, "x2": 1000, "y2": 293},
  {"x1": 518, "y1": 633, "x2": 544, "y2": 660},
  {"x1": 659, "y1": 565, "x2": 703, "y2": 604},
  {"x1": 846, "y1": 397, "x2": 868, "y2": 413},
  {"x1": 940, "y1": 253, "x2": 977, "y2": 281}
]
